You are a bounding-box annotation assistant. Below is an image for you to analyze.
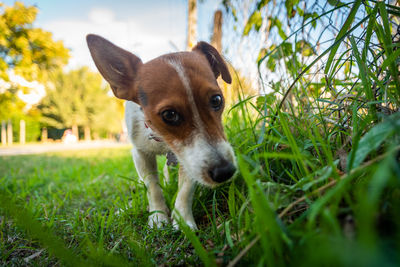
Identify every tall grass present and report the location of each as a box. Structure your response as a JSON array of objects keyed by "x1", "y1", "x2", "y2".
[
  {"x1": 1, "y1": 1, "x2": 400, "y2": 266},
  {"x1": 221, "y1": 0, "x2": 400, "y2": 265}
]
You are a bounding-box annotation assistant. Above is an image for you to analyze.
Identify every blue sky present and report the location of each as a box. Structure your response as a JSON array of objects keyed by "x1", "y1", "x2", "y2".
[{"x1": 3, "y1": 0, "x2": 221, "y2": 69}]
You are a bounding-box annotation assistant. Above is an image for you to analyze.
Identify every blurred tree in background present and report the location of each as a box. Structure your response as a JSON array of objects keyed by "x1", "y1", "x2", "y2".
[
  {"x1": 0, "y1": 2, "x2": 69, "y2": 142},
  {"x1": 1, "y1": 2, "x2": 122, "y2": 142},
  {"x1": 0, "y1": 1, "x2": 69, "y2": 82},
  {"x1": 39, "y1": 67, "x2": 122, "y2": 140}
]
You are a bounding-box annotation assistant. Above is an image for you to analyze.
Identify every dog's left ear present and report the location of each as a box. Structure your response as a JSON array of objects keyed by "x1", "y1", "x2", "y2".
[{"x1": 192, "y1": 42, "x2": 232, "y2": 84}]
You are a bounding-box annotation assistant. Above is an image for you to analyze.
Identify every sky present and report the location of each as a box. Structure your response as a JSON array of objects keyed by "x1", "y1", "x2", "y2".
[
  {"x1": 1, "y1": 0, "x2": 374, "y2": 104},
  {"x1": 3, "y1": 0, "x2": 221, "y2": 70}
]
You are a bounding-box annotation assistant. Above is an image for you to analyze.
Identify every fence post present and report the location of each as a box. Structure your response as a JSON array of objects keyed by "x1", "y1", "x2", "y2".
[
  {"x1": 72, "y1": 124, "x2": 79, "y2": 140},
  {"x1": 7, "y1": 119, "x2": 13, "y2": 145},
  {"x1": 84, "y1": 126, "x2": 91, "y2": 141},
  {"x1": 20, "y1": 119, "x2": 25, "y2": 145},
  {"x1": 1, "y1": 121, "x2": 6, "y2": 146}
]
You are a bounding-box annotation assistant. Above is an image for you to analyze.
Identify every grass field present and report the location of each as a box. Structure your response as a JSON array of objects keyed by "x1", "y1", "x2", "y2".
[
  {"x1": 1, "y1": 110, "x2": 400, "y2": 266},
  {"x1": 0, "y1": 147, "x2": 249, "y2": 266},
  {"x1": 1, "y1": 1, "x2": 400, "y2": 266},
  {"x1": 0, "y1": 147, "x2": 193, "y2": 265}
]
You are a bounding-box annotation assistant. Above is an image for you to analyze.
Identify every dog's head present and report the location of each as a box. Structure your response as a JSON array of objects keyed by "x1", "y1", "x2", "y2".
[{"x1": 86, "y1": 34, "x2": 236, "y2": 187}]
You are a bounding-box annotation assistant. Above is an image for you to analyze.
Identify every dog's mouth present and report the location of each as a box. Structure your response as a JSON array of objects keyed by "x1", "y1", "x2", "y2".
[
  {"x1": 169, "y1": 135, "x2": 237, "y2": 186},
  {"x1": 143, "y1": 121, "x2": 164, "y2": 142}
]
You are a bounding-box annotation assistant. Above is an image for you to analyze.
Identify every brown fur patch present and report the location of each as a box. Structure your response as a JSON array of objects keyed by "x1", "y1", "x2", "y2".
[{"x1": 134, "y1": 52, "x2": 227, "y2": 151}]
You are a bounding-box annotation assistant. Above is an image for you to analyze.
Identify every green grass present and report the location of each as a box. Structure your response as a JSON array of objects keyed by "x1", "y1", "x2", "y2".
[
  {"x1": 0, "y1": 148, "x2": 243, "y2": 266},
  {"x1": 1, "y1": 116, "x2": 399, "y2": 266},
  {"x1": 1, "y1": 1, "x2": 400, "y2": 266}
]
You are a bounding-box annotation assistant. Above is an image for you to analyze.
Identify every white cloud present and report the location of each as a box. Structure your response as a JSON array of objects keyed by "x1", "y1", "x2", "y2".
[
  {"x1": 88, "y1": 8, "x2": 115, "y2": 25},
  {"x1": 0, "y1": 71, "x2": 46, "y2": 106},
  {"x1": 42, "y1": 7, "x2": 186, "y2": 70}
]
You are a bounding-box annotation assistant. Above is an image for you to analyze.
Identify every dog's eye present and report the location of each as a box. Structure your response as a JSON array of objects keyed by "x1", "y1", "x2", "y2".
[
  {"x1": 161, "y1": 109, "x2": 182, "y2": 125},
  {"x1": 210, "y1": 94, "x2": 223, "y2": 111}
]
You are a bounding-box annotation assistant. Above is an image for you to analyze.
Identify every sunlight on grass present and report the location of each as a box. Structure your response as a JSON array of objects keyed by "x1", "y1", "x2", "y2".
[{"x1": 1, "y1": 1, "x2": 400, "y2": 266}]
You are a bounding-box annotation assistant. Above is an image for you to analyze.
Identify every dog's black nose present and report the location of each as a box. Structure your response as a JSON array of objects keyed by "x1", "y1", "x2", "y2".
[{"x1": 208, "y1": 161, "x2": 236, "y2": 183}]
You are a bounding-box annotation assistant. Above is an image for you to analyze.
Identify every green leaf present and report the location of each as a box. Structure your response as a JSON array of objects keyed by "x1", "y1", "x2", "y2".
[
  {"x1": 273, "y1": 42, "x2": 293, "y2": 59},
  {"x1": 348, "y1": 113, "x2": 400, "y2": 169},
  {"x1": 303, "y1": 12, "x2": 319, "y2": 28},
  {"x1": 243, "y1": 11, "x2": 263, "y2": 36},
  {"x1": 257, "y1": 0, "x2": 271, "y2": 9},
  {"x1": 327, "y1": 0, "x2": 344, "y2": 6},
  {"x1": 297, "y1": 6, "x2": 304, "y2": 17},
  {"x1": 257, "y1": 2, "x2": 354, "y2": 67},
  {"x1": 285, "y1": 0, "x2": 300, "y2": 18},
  {"x1": 265, "y1": 42, "x2": 293, "y2": 70},
  {"x1": 271, "y1": 17, "x2": 287, "y2": 39},
  {"x1": 267, "y1": 56, "x2": 277, "y2": 71},
  {"x1": 295, "y1": 40, "x2": 315, "y2": 56},
  {"x1": 256, "y1": 94, "x2": 276, "y2": 108},
  {"x1": 380, "y1": 47, "x2": 400, "y2": 71}
]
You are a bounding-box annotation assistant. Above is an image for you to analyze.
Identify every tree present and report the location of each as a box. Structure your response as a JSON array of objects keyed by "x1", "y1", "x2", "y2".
[
  {"x1": 39, "y1": 67, "x2": 123, "y2": 139},
  {"x1": 0, "y1": 2, "x2": 69, "y2": 82},
  {"x1": 187, "y1": 0, "x2": 197, "y2": 50},
  {"x1": 211, "y1": 10, "x2": 223, "y2": 53},
  {"x1": 0, "y1": 2, "x2": 69, "y2": 142}
]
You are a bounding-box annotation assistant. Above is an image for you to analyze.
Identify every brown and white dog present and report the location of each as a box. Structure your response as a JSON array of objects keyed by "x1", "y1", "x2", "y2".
[{"x1": 86, "y1": 34, "x2": 236, "y2": 230}]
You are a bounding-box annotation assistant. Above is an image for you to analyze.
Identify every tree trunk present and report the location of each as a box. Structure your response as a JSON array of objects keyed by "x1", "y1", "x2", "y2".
[
  {"x1": 84, "y1": 126, "x2": 91, "y2": 141},
  {"x1": 211, "y1": 10, "x2": 231, "y2": 102},
  {"x1": 72, "y1": 124, "x2": 79, "y2": 140},
  {"x1": 211, "y1": 10, "x2": 222, "y2": 53},
  {"x1": 187, "y1": 0, "x2": 197, "y2": 50},
  {"x1": 20, "y1": 120, "x2": 25, "y2": 145},
  {"x1": 1, "y1": 121, "x2": 6, "y2": 146},
  {"x1": 42, "y1": 127, "x2": 48, "y2": 142},
  {"x1": 7, "y1": 120, "x2": 13, "y2": 145}
]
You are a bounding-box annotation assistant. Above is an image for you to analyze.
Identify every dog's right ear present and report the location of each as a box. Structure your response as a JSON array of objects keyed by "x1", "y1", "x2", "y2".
[
  {"x1": 192, "y1": 41, "x2": 232, "y2": 84},
  {"x1": 86, "y1": 34, "x2": 142, "y2": 102}
]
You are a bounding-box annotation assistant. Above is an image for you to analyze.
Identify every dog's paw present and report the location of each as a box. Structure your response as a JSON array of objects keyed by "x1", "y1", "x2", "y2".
[
  {"x1": 172, "y1": 218, "x2": 198, "y2": 231},
  {"x1": 148, "y1": 212, "x2": 169, "y2": 228}
]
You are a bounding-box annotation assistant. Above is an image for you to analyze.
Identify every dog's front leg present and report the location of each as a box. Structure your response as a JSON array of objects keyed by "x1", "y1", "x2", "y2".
[
  {"x1": 173, "y1": 168, "x2": 197, "y2": 230},
  {"x1": 131, "y1": 148, "x2": 169, "y2": 228}
]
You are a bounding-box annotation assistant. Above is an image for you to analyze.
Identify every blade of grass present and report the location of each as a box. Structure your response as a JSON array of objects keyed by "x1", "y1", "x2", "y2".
[
  {"x1": 0, "y1": 191, "x2": 87, "y2": 267},
  {"x1": 175, "y1": 214, "x2": 217, "y2": 267},
  {"x1": 266, "y1": 14, "x2": 370, "y2": 135},
  {"x1": 325, "y1": 0, "x2": 362, "y2": 75},
  {"x1": 362, "y1": 3, "x2": 378, "y2": 62},
  {"x1": 278, "y1": 111, "x2": 308, "y2": 179},
  {"x1": 377, "y1": 2, "x2": 400, "y2": 95},
  {"x1": 237, "y1": 154, "x2": 286, "y2": 266},
  {"x1": 350, "y1": 35, "x2": 377, "y2": 121}
]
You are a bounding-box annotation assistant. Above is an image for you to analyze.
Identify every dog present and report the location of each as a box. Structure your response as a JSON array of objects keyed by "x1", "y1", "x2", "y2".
[{"x1": 86, "y1": 34, "x2": 236, "y2": 230}]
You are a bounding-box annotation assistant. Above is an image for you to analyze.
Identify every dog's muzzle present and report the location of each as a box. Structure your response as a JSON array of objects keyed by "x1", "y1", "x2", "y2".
[{"x1": 208, "y1": 160, "x2": 236, "y2": 183}]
